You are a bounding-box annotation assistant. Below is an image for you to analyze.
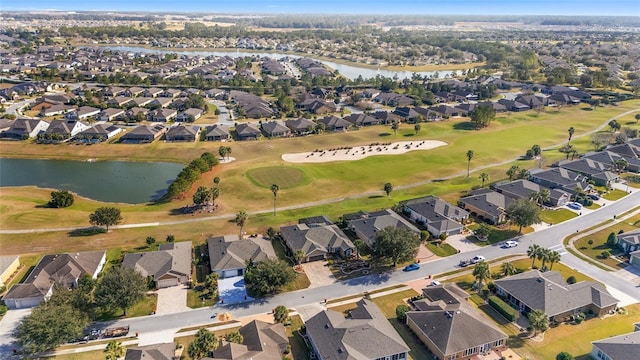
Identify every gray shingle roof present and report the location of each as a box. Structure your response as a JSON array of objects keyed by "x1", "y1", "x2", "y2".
[
  {"x1": 122, "y1": 241, "x2": 191, "y2": 281},
  {"x1": 280, "y1": 223, "x2": 354, "y2": 259},
  {"x1": 211, "y1": 320, "x2": 288, "y2": 359},
  {"x1": 207, "y1": 235, "x2": 276, "y2": 272},
  {"x1": 306, "y1": 299, "x2": 409, "y2": 360},
  {"x1": 494, "y1": 270, "x2": 618, "y2": 317},
  {"x1": 592, "y1": 328, "x2": 640, "y2": 360},
  {"x1": 348, "y1": 209, "x2": 419, "y2": 247},
  {"x1": 124, "y1": 342, "x2": 175, "y2": 360}
]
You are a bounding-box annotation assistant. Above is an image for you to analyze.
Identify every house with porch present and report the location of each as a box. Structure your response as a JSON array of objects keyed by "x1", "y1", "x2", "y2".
[
  {"x1": 406, "y1": 284, "x2": 508, "y2": 360},
  {"x1": 205, "y1": 124, "x2": 230, "y2": 141},
  {"x1": 212, "y1": 320, "x2": 289, "y2": 359},
  {"x1": 306, "y1": 299, "x2": 410, "y2": 360},
  {"x1": 317, "y1": 115, "x2": 351, "y2": 132},
  {"x1": 494, "y1": 270, "x2": 618, "y2": 322},
  {"x1": 122, "y1": 241, "x2": 191, "y2": 288},
  {"x1": 41, "y1": 119, "x2": 91, "y2": 141},
  {"x1": 120, "y1": 124, "x2": 166, "y2": 144},
  {"x1": 0, "y1": 118, "x2": 49, "y2": 140},
  {"x1": 348, "y1": 209, "x2": 420, "y2": 248},
  {"x1": 493, "y1": 179, "x2": 570, "y2": 207},
  {"x1": 285, "y1": 117, "x2": 316, "y2": 135},
  {"x1": 261, "y1": 120, "x2": 291, "y2": 138},
  {"x1": 591, "y1": 323, "x2": 640, "y2": 360},
  {"x1": 617, "y1": 229, "x2": 640, "y2": 255},
  {"x1": 208, "y1": 235, "x2": 276, "y2": 279},
  {"x1": 280, "y1": 223, "x2": 354, "y2": 262},
  {"x1": 3, "y1": 250, "x2": 106, "y2": 309},
  {"x1": 176, "y1": 108, "x2": 204, "y2": 122},
  {"x1": 235, "y1": 123, "x2": 262, "y2": 140},
  {"x1": 75, "y1": 123, "x2": 123, "y2": 142},
  {"x1": 528, "y1": 167, "x2": 593, "y2": 196},
  {"x1": 459, "y1": 189, "x2": 511, "y2": 225},
  {"x1": 400, "y1": 196, "x2": 469, "y2": 237},
  {"x1": 165, "y1": 124, "x2": 200, "y2": 142}
]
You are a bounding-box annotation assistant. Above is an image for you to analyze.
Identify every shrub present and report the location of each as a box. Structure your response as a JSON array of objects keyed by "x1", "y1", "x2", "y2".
[
  {"x1": 600, "y1": 250, "x2": 611, "y2": 259},
  {"x1": 566, "y1": 276, "x2": 577, "y2": 284},
  {"x1": 587, "y1": 239, "x2": 594, "y2": 246},
  {"x1": 607, "y1": 232, "x2": 618, "y2": 248},
  {"x1": 487, "y1": 282, "x2": 496, "y2": 293},
  {"x1": 396, "y1": 305, "x2": 410, "y2": 321},
  {"x1": 488, "y1": 296, "x2": 518, "y2": 322}
]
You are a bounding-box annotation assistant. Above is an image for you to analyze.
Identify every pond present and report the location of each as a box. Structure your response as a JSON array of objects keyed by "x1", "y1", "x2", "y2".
[
  {"x1": 106, "y1": 46, "x2": 466, "y2": 81},
  {"x1": 0, "y1": 158, "x2": 184, "y2": 204}
]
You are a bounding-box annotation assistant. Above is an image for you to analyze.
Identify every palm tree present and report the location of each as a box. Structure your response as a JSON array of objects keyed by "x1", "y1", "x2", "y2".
[
  {"x1": 548, "y1": 250, "x2": 561, "y2": 270},
  {"x1": 294, "y1": 249, "x2": 306, "y2": 265},
  {"x1": 210, "y1": 187, "x2": 220, "y2": 206},
  {"x1": 225, "y1": 146, "x2": 232, "y2": 160},
  {"x1": 539, "y1": 248, "x2": 551, "y2": 270},
  {"x1": 472, "y1": 261, "x2": 490, "y2": 293},
  {"x1": 507, "y1": 165, "x2": 520, "y2": 181},
  {"x1": 479, "y1": 172, "x2": 489, "y2": 188},
  {"x1": 271, "y1": 184, "x2": 279, "y2": 216},
  {"x1": 104, "y1": 340, "x2": 125, "y2": 360},
  {"x1": 528, "y1": 309, "x2": 550, "y2": 336},
  {"x1": 391, "y1": 121, "x2": 399, "y2": 135},
  {"x1": 354, "y1": 239, "x2": 365, "y2": 260},
  {"x1": 528, "y1": 244, "x2": 542, "y2": 268},
  {"x1": 414, "y1": 124, "x2": 421, "y2": 135},
  {"x1": 568, "y1": 127, "x2": 575, "y2": 145},
  {"x1": 533, "y1": 189, "x2": 550, "y2": 206},
  {"x1": 235, "y1": 211, "x2": 248, "y2": 239},
  {"x1": 466, "y1": 150, "x2": 474, "y2": 177},
  {"x1": 501, "y1": 262, "x2": 517, "y2": 277}
]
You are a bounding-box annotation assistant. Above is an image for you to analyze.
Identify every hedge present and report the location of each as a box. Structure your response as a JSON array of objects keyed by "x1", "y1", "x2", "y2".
[{"x1": 488, "y1": 296, "x2": 518, "y2": 322}]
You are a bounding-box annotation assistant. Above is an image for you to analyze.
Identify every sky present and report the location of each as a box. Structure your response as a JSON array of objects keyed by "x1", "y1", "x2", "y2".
[{"x1": 1, "y1": 0, "x2": 639, "y2": 16}]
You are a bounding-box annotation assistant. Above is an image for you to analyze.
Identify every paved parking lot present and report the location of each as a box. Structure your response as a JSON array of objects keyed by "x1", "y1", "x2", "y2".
[
  {"x1": 155, "y1": 285, "x2": 189, "y2": 315},
  {"x1": 301, "y1": 261, "x2": 337, "y2": 288}
]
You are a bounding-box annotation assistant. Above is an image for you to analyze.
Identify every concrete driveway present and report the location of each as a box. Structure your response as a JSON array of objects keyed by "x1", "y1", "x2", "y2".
[
  {"x1": 0, "y1": 308, "x2": 31, "y2": 358},
  {"x1": 155, "y1": 285, "x2": 189, "y2": 315},
  {"x1": 301, "y1": 261, "x2": 336, "y2": 288},
  {"x1": 446, "y1": 234, "x2": 481, "y2": 252}
]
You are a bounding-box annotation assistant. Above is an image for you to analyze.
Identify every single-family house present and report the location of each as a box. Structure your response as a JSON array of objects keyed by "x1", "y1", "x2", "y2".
[
  {"x1": 64, "y1": 106, "x2": 101, "y2": 120},
  {"x1": 165, "y1": 124, "x2": 200, "y2": 142},
  {"x1": 122, "y1": 241, "x2": 191, "y2": 288},
  {"x1": 143, "y1": 87, "x2": 164, "y2": 98},
  {"x1": 3, "y1": 250, "x2": 106, "y2": 309},
  {"x1": 317, "y1": 115, "x2": 351, "y2": 132},
  {"x1": 459, "y1": 189, "x2": 511, "y2": 224},
  {"x1": 406, "y1": 284, "x2": 508, "y2": 360},
  {"x1": 235, "y1": 123, "x2": 262, "y2": 141},
  {"x1": 149, "y1": 108, "x2": 178, "y2": 122},
  {"x1": 98, "y1": 108, "x2": 126, "y2": 122},
  {"x1": 0, "y1": 255, "x2": 20, "y2": 287},
  {"x1": 125, "y1": 86, "x2": 145, "y2": 97},
  {"x1": 528, "y1": 167, "x2": 593, "y2": 195},
  {"x1": 75, "y1": 123, "x2": 123, "y2": 142},
  {"x1": 161, "y1": 88, "x2": 182, "y2": 98},
  {"x1": 591, "y1": 323, "x2": 640, "y2": 360},
  {"x1": 41, "y1": 119, "x2": 91, "y2": 141},
  {"x1": 107, "y1": 96, "x2": 133, "y2": 107},
  {"x1": 124, "y1": 342, "x2": 176, "y2": 360},
  {"x1": 400, "y1": 196, "x2": 469, "y2": 237},
  {"x1": 306, "y1": 299, "x2": 410, "y2": 360},
  {"x1": 211, "y1": 320, "x2": 289, "y2": 359},
  {"x1": 205, "y1": 124, "x2": 230, "y2": 141},
  {"x1": 297, "y1": 98, "x2": 337, "y2": 114},
  {"x1": 348, "y1": 209, "x2": 420, "y2": 248},
  {"x1": 617, "y1": 229, "x2": 640, "y2": 255},
  {"x1": 261, "y1": 120, "x2": 291, "y2": 138},
  {"x1": 120, "y1": 124, "x2": 166, "y2": 144},
  {"x1": 556, "y1": 158, "x2": 619, "y2": 187},
  {"x1": 207, "y1": 235, "x2": 276, "y2": 279},
  {"x1": 280, "y1": 223, "x2": 355, "y2": 262},
  {"x1": 285, "y1": 118, "x2": 316, "y2": 135},
  {"x1": 630, "y1": 250, "x2": 640, "y2": 269},
  {"x1": 374, "y1": 92, "x2": 415, "y2": 107},
  {"x1": 494, "y1": 270, "x2": 618, "y2": 322},
  {"x1": 104, "y1": 86, "x2": 126, "y2": 97},
  {"x1": 176, "y1": 108, "x2": 204, "y2": 122},
  {"x1": 493, "y1": 179, "x2": 570, "y2": 207},
  {"x1": 343, "y1": 113, "x2": 382, "y2": 127},
  {"x1": 0, "y1": 118, "x2": 49, "y2": 140},
  {"x1": 150, "y1": 97, "x2": 173, "y2": 109},
  {"x1": 130, "y1": 97, "x2": 154, "y2": 107},
  {"x1": 41, "y1": 104, "x2": 74, "y2": 117},
  {"x1": 126, "y1": 107, "x2": 149, "y2": 121}
]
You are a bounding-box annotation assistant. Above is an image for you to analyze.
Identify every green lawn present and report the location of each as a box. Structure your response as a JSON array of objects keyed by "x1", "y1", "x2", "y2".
[
  {"x1": 425, "y1": 241, "x2": 458, "y2": 257},
  {"x1": 53, "y1": 350, "x2": 107, "y2": 360},
  {"x1": 286, "y1": 315, "x2": 309, "y2": 360},
  {"x1": 539, "y1": 208, "x2": 578, "y2": 224},
  {"x1": 602, "y1": 189, "x2": 628, "y2": 201},
  {"x1": 187, "y1": 284, "x2": 218, "y2": 309},
  {"x1": 573, "y1": 214, "x2": 640, "y2": 269},
  {"x1": 95, "y1": 293, "x2": 158, "y2": 320},
  {"x1": 245, "y1": 166, "x2": 310, "y2": 189}
]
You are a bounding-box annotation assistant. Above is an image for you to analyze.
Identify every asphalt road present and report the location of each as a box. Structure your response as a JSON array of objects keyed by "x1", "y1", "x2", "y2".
[{"x1": 98, "y1": 189, "x2": 640, "y2": 340}]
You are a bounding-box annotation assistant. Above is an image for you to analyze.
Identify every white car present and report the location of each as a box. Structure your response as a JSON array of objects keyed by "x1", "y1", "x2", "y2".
[
  {"x1": 503, "y1": 240, "x2": 518, "y2": 248},
  {"x1": 470, "y1": 255, "x2": 486, "y2": 264},
  {"x1": 430, "y1": 280, "x2": 442, "y2": 286}
]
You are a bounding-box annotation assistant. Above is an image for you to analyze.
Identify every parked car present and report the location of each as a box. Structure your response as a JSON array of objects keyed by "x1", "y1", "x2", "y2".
[
  {"x1": 430, "y1": 280, "x2": 441, "y2": 286},
  {"x1": 567, "y1": 202, "x2": 583, "y2": 210},
  {"x1": 589, "y1": 194, "x2": 600, "y2": 200},
  {"x1": 403, "y1": 263, "x2": 421, "y2": 272},
  {"x1": 470, "y1": 255, "x2": 486, "y2": 264},
  {"x1": 502, "y1": 240, "x2": 518, "y2": 248},
  {"x1": 459, "y1": 259, "x2": 471, "y2": 267}
]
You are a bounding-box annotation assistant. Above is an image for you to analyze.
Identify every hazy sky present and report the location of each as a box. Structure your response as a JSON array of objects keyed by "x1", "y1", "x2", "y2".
[
  {"x1": 0, "y1": 0, "x2": 640, "y2": 16},
  {"x1": 2, "y1": 0, "x2": 639, "y2": 16}
]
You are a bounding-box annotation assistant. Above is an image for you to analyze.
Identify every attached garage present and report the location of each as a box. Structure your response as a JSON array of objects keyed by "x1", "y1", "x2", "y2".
[
  {"x1": 221, "y1": 269, "x2": 243, "y2": 278},
  {"x1": 156, "y1": 275, "x2": 179, "y2": 289},
  {"x1": 5, "y1": 295, "x2": 44, "y2": 309}
]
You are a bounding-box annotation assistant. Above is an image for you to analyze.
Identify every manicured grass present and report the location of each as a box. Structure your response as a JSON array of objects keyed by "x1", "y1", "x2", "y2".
[
  {"x1": 512, "y1": 304, "x2": 640, "y2": 360},
  {"x1": 53, "y1": 350, "x2": 108, "y2": 360},
  {"x1": 539, "y1": 208, "x2": 578, "y2": 224},
  {"x1": 602, "y1": 189, "x2": 628, "y2": 201},
  {"x1": 245, "y1": 166, "x2": 309, "y2": 189},
  {"x1": 95, "y1": 294, "x2": 158, "y2": 320},
  {"x1": 286, "y1": 315, "x2": 308, "y2": 360},
  {"x1": 467, "y1": 223, "x2": 532, "y2": 245},
  {"x1": 573, "y1": 214, "x2": 640, "y2": 269},
  {"x1": 187, "y1": 285, "x2": 218, "y2": 309},
  {"x1": 425, "y1": 242, "x2": 458, "y2": 257}
]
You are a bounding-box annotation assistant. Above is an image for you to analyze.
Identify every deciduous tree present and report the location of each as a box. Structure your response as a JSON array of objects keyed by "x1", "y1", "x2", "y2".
[
  {"x1": 188, "y1": 328, "x2": 218, "y2": 359},
  {"x1": 383, "y1": 182, "x2": 393, "y2": 197},
  {"x1": 506, "y1": 199, "x2": 541, "y2": 234},
  {"x1": 94, "y1": 266, "x2": 147, "y2": 316},
  {"x1": 374, "y1": 226, "x2": 421, "y2": 266},
  {"x1": 470, "y1": 105, "x2": 496, "y2": 129},
  {"x1": 49, "y1": 190, "x2": 74, "y2": 208},
  {"x1": 89, "y1": 207, "x2": 122, "y2": 232},
  {"x1": 245, "y1": 259, "x2": 295, "y2": 296},
  {"x1": 104, "y1": 340, "x2": 126, "y2": 360}
]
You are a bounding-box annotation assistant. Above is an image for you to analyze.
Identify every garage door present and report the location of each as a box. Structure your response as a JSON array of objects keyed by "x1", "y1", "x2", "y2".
[
  {"x1": 307, "y1": 255, "x2": 325, "y2": 262},
  {"x1": 157, "y1": 278, "x2": 178, "y2": 288}
]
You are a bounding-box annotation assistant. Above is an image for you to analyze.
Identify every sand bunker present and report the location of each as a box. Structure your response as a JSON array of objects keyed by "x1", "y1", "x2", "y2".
[{"x1": 282, "y1": 140, "x2": 447, "y2": 163}]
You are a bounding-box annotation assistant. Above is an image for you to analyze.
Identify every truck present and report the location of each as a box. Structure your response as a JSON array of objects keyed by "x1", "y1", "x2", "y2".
[{"x1": 103, "y1": 325, "x2": 130, "y2": 338}]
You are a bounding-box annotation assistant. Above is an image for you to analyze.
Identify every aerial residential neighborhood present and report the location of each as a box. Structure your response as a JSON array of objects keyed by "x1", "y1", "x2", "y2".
[{"x1": 1, "y1": 2, "x2": 640, "y2": 360}]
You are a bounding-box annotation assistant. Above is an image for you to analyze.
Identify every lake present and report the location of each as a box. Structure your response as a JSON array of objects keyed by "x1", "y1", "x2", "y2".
[
  {"x1": 0, "y1": 158, "x2": 184, "y2": 204},
  {"x1": 106, "y1": 46, "x2": 465, "y2": 81}
]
